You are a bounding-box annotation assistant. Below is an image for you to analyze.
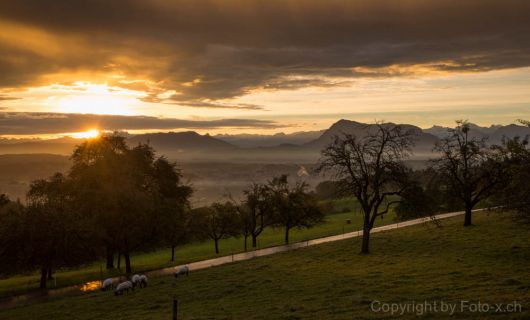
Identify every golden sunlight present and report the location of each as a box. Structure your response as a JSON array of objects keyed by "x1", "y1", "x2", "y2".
[
  {"x1": 70, "y1": 129, "x2": 100, "y2": 139},
  {"x1": 54, "y1": 83, "x2": 139, "y2": 115}
]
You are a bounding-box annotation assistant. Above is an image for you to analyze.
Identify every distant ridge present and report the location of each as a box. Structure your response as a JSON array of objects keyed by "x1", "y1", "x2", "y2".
[
  {"x1": 424, "y1": 123, "x2": 530, "y2": 143},
  {"x1": 0, "y1": 120, "x2": 528, "y2": 162},
  {"x1": 128, "y1": 131, "x2": 236, "y2": 152}
]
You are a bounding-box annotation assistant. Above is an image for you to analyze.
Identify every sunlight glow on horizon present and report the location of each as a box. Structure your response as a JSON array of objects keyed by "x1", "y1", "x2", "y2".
[{"x1": 69, "y1": 129, "x2": 100, "y2": 139}]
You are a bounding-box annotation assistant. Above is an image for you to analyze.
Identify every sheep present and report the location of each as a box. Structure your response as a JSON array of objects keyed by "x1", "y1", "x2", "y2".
[
  {"x1": 114, "y1": 281, "x2": 133, "y2": 296},
  {"x1": 174, "y1": 265, "x2": 189, "y2": 278},
  {"x1": 101, "y1": 278, "x2": 114, "y2": 291},
  {"x1": 139, "y1": 275, "x2": 148, "y2": 288},
  {"x1": 131, "y1": 274, "x2": 141, "y2": 288}
]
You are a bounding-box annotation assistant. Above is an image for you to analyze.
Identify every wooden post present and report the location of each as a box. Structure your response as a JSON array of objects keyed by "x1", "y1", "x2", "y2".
[{"x1": 172, "y1": 298, "x2": 178, "y2": 320}]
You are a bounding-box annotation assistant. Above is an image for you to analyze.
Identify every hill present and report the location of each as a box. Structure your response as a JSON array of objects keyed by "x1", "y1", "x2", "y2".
[
  {"x1": 0, "y1": 137, "x2": 78, "y2": 155},
  {"x1": 1, "y1": 211, "x2": 527, "y2": 319},
  {"x1": 128, "y1": 131, "x2": 236, "y2": 154},
  {"x1": 215, "y1": 130, "x2": 324, "y2": 148},
  {"x1": 0, "y1": 154, "x2": 71, "y2": 201},
  {"x1": 305, "y1": 119, "x2": 439, "y2": 153}
]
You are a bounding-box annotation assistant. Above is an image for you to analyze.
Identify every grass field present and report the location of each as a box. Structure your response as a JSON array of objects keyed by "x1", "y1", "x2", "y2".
[
  {"x1": 1, "y1": 211, "x2": 528, "y2": 319},
  {"x1": 0, "y1": 198, "x2": 385, "y2": 297}
]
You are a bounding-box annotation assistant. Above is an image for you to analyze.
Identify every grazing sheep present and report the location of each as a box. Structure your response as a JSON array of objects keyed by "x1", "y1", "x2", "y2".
[
  {"x1": 101, "y1": 278, "x2": 114, "y2": 291},
  {"x1": 139, "y1": 275, "x2": 148, "y2": 288},
  {"x1": 131, "y1": 274, "x2": 141, "y2": 288},
  {"x1": 114, "y1": 281, "x2": 133, "y2": 296},
  {"x1": 174, "y1": 266, "x2": 189, "y2": 278}
]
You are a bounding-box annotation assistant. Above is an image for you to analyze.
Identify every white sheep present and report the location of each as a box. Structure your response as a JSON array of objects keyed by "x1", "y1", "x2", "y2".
[
  {"x1": 131, "y1": 274, "x2": 141, "y2": 288},
  {"x1": 114, "y1": 281, "x2": 133, "y2": 296},
  {"x1": 139, "y1": 275, "x2": 148, "y2": 288},
  {"x1": 101, "y1": 278, "x2": 114, "y2": 291},
  {"x1": 174, "y1": 265, "x2": 189, "y2": 278}
]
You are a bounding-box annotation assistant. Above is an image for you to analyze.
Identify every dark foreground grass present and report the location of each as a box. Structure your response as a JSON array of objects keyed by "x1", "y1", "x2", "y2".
[{"x1": 1, "y1": 211, "x2": 529, "y2": 319}]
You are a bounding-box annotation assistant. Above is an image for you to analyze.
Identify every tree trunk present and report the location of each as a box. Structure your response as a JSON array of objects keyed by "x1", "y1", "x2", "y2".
[
  {"x1": 105, "y1": 247, "x2": 114, "y2": 270},
  {"x1": 244, "y1": 235, "x2": 248, "y2": 251},
  {"x1": 284, "y1": 226, "x2": 290, "y2": 244},
  {"x1": 39, "y1": 266, "x2": 47, "y2": 289},
  {"x1": 124, "y1": 251, "x2": 132, "y2": 274},
  {"x1": 214, "y1": 239, "x2": 219, "y2": 254},
  {"x1": 360, "y1": 226, "x2": 371, "y2": 254},
  {"x1": 464, "y1": 205, "x2": 473, "y2": 226},
  {"x1": 171, "y1": 245, "x2": 175, "y2": 262},
  {"x1": 252, "y1": 235, "x2": 258, "y2": 248},
  {"x1": 47, "y1": 267, "x2": 53, "y2": 280},
  {"x1": 117, "y1": 252, "x2": 121, "y2": 270}
]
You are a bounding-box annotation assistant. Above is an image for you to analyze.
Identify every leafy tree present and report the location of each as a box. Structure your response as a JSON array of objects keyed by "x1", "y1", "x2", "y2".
[
  {"x1": 69, "y1": 134, "x2": 191, "y2": 272},
  {"x1": 25, "y1": 173, "x2": 95, "y2": 288},
  {"x1": 314, "y1": 181, "x2": 341, "y2": 200},
  {"x1": 494, "y1": 123, "x2": 530, "y2": 222},
  {"x1": 266, "y1": 175, "x2": 324, "y2": 244},
  {"x1": 318, "y1": 123, "x2": 414, "y2": 254},
  {"x1": 69, "y1": 134, "x2": 130, "y2": 269},
  {"x1": 432, "y1": 121, "x2": 504, "y2": 226},
  {"x1": 0, "y1": 198, "x2": 26, "y2": 276},
  {"x1": 192, "y1": 202, "x2": 240, "y2": 254},
  {"x1": 0, "y1": 194, "x2": 10, "y2": 207},
  {"x1": 241, "y1": 183, "x2": 272, "y2": 249},
  {"x1": 234, "y1": 203, "x2": 253, "y2": 251},
  {"x1": 394, "y1": 183, "x2": 438, "y2": 221},
  {"x1": 153, "y1": 157, "x2": 193, "y2": 261}
]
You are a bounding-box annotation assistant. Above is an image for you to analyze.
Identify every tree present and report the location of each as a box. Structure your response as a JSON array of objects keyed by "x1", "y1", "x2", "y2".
[
  {"x1": 192, "y1": 202, "x2": 239, "y2": 254},
  {"x1": 0, "y1": 197, "x2": 26, "y2": 276},
  {"x1": 153, "y1": 157, "x2": 193, "y2": 261},
  {"x1": 432, "y1": 121, "x2": 504, "y2": 226},
  {"x1": 241, "y1": 183, "x2": 272, "y2": 249},
  {"x1": 318, "y1": 123, "x2": 414, "y2": 254},
  {"x1": 266, "y1": 175, "x2": 324, "y2": 245},
  {"x1": 234, "y1": 203, "x2": 253, "y2": 251},
  {"x1": 314, "y1": 181, "x2": 341, "y2": 200},
  {"x1": 69, "y1": 133, "x2": 190, "y2": 273},
  {"x1": 69, "y1": 134, "x2": 130, "y2": 269},
  {"x1": 494, "y1": 122, "x2": 530, "y2": 222},
  {"x1": 394, "y1": 183, "x2": 438, "y2": 221},
  {"x1": 25, "y1": 173, "x2": 95, "y2": 289}
]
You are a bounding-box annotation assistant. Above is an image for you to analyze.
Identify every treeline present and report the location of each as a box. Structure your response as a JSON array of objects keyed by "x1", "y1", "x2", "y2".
[{"x1": 0, "y1": 135, "x2": 324, "y2": 289}]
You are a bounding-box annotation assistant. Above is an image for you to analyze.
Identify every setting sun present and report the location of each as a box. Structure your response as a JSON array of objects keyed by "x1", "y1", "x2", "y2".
[{"x1": 71, "y1": 129, "x2": 100, "y2": 139}]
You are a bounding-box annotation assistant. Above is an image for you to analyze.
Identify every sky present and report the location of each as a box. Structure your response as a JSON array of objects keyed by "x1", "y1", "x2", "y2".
[{"x1": 0, "y1": 0, "x2": 529, "y2": 138}]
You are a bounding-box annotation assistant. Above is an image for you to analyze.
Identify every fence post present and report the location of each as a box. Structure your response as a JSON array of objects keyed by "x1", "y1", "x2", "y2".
[{"x1": 172, "y1": 298, "x2": 178, "y2": 320}]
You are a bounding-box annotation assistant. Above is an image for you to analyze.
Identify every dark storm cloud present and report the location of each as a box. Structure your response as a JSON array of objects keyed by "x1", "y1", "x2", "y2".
[
  {"x1": 0, "y1": 112, "x2": 281, "y2": 135},
  {"x1": 0, "y1": 0, "x2": 529, "y2": 102}
]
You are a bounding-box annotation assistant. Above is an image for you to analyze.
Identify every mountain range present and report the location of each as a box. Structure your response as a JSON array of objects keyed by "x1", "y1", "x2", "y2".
[{"x1": 1, "y1": 120, "x2": 528, "y2": 162}]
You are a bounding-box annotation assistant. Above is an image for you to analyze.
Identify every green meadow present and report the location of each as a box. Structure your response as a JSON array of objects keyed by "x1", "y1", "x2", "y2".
[
  {"x1": 1, "y1": 211, "x2": 528, "y2": 319},
  {"x1": 0, "y1": 198, "x2": 376, "y2": 297}
]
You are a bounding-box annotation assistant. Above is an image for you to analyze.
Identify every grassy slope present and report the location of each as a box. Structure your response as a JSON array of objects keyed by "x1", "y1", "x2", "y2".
[
  {"x1": 2, "y1": 211, "x2": 528, "y2": 319},
  {"x1": 0, "y1": 199, "x2": 374, "y2": 297}
]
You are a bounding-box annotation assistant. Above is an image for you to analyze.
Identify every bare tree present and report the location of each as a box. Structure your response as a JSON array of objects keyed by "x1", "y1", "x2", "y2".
[
  {"x1": 432, "y1": 120, "x2": 504, "y2": 226},
  {"x1": 318, "y1": 123, "x2": 414, "y2": 254}
]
